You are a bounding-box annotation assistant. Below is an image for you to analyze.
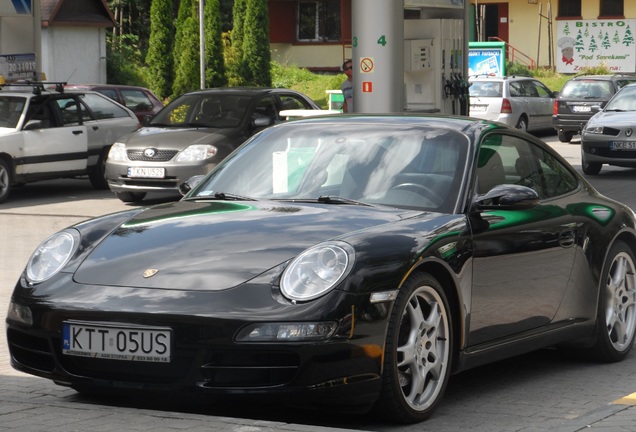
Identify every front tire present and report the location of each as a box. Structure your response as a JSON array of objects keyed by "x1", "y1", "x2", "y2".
[
  {"x1": 0, "y1": 158, "x2": 12, "y2": 204},
  {"x1": 581, "y1": 151, "x2": 602, "y2": 175},
  {"x1": 116, "y1": 191, "x2": 146, "y2": 203},
  {"x1": 376, "y1": 273, "x2": 453, "y2": 423},
  {"x1": 588, "y1": 241, "x2": 636, "y2": 362}
]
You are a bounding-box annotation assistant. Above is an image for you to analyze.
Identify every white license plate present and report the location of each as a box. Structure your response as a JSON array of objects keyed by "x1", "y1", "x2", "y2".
[
  {"x1": 611, "y1": 141, "x2": 636, "y2": 150},
  {"x1": 62, "y1": 321, "x2": 171, "y2": 363},
  {"x1": 572, "y1": 105, "x2": 591, "y2": 113},
  {"x1": 128, "y1": 167, "x2": 165, "y2": 178},
  {"x1": 470, "y1": 104, "x2": 487, "y2": 112}
]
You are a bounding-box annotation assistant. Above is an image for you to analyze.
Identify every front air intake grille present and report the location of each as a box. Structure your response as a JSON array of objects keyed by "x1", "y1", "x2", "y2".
[
  {"x1": 7, "y1": 328, "x2": 55, "y2": 372},
  {"x1": 127, "y1": 149, "x2": 178, "y2": 162}
]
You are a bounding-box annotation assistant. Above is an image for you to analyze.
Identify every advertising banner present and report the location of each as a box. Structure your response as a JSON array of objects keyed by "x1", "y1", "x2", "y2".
[
  {"x1": 0, "y1": 0, "x2": 32, "y2": 16},
  {"x1": 0, "y1": 53, "x2": 37, "y2": 82},
  {"x1": 556, "y1": 19, "x2": 636, "y2": 73},
  {"x1": 468, "y1": 42, "x2": 505, "y2": 77}
]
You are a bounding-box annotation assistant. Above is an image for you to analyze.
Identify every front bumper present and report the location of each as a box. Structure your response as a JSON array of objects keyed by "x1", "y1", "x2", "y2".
[
  {"x1": 581, "y1": 134, "x2": 636, "y2": 167},
  {"x1": 6, "y1": 274, "x2": 389, "y2": 406},
  {"x1": 105, "y1": 159, "x2": 214, "y2": 194}
]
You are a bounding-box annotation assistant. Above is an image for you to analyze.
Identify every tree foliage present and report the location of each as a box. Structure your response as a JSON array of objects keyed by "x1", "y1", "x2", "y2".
[
  {"x1": 172, "y1": 16, "x2": 200, "y2": 97},
  {"x1": 204, "y1": 0, "x2": 227, "y2": 88},
  {"x1": 145, "y1": 0, "x2": 173, "y2": 99},
  {"x1": 241, "y1": 0, "x2": 271, "y2": 87}
]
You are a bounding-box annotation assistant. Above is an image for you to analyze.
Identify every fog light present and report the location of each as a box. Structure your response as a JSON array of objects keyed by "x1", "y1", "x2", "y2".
[
  {"x1": 7, "y1": 301, "x2": 33, "y2": 326},
  {"x1": 236, "y1": 322, "x2": 338, "y2": 342}
]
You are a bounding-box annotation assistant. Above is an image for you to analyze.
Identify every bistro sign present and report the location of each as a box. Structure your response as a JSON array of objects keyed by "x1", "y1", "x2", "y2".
[{"x1": 556, "y1": 19, "x2": 636, "y2": 73}]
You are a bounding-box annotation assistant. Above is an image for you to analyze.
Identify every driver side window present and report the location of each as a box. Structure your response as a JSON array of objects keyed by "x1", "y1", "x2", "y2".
[{"x1": 477, "y1": 134, "x2": 578, "y2": 199}]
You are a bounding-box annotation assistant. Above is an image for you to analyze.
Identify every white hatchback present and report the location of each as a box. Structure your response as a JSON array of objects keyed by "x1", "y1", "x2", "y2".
[{"x1": 0, "y1": 83, "x2": 139, "y2": 203}]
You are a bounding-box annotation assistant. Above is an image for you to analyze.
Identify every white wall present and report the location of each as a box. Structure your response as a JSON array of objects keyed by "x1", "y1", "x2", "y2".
[{"x1": 41, "y1": 26, "x2": 107, "y2": 83}]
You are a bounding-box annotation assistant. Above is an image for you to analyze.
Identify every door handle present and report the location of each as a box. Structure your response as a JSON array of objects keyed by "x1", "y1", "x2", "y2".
[
  {"x1": 72, "y1": 130, "x2": 83, "y2": 135},
  {"x1": 92, "y1": 126, "x2": 99, "y2": 131}
]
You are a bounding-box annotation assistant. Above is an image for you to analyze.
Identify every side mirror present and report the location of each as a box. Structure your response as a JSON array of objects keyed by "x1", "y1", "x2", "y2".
[
  {"x1": 142, "y1": 115, "x2": 153, "y2": 126},
  {"x1": 23, "y1": 120, "x2": 46, "y2": 130},
  {"x1": 252, "y1": 117, "x2": 274, "y2": 128},
  {"x1": 591, "y1": 105, "x2": 602, "y2": 113},
  {"x1": 179, "y1": 175, "x2": 206, "y2": 196},
  {"x1": 474, "y1": 184, "x2": 539, "y2": 211}
]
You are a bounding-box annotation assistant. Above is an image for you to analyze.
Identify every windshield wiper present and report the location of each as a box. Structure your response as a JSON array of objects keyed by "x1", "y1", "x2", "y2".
[
  {"x1": 317, "y1": 195, "x2": 373, "y2": 206},
  {"x1": 184, "y1": 192, "x2": 255, "y2": 201}
]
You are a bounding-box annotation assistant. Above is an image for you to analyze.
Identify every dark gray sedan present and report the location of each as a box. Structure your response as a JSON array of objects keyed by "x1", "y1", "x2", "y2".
[
  {"x1": 105, "y1": 87, "x2": 319, "y2": 202},
  {"x1": 581, "y1": 83, "x2": 636, "y2": 175}
]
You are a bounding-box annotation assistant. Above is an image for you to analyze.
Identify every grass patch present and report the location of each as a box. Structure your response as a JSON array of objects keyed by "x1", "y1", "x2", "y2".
[{"x1": 271, "y1": 62, "x2": 345, "y2": 109}]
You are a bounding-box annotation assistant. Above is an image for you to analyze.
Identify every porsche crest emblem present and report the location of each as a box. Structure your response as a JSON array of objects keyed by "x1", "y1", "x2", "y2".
[{"x1": 143, "y1": 268, "x2": 159, "y2": 278}]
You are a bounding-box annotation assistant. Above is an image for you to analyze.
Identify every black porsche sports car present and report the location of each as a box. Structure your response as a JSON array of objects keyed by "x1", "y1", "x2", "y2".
[{"x1": 7, "y1": 115, "x2": 636, "y2": 424}]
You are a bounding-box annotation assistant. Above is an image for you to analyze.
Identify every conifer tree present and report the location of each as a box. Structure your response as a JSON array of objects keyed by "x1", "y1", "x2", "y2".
[
  {"x1": 173, "y1": 16, "x2": 200, "y2": 97},
  {"x1": 228, "y1": 0, "x2": 247, "y2": 86},
  {"x1": 173, "y1": 0, "x2": 195, "y2": 93},
  {"x1": 145, "y1": 0, "x2": 173, "y2": 100},
  {"x1": 204, "y1": 0, "x2": 227, "y2": 88},
  {"x1": 242, "y1": 0, "x2": 271, "y2": 87}
]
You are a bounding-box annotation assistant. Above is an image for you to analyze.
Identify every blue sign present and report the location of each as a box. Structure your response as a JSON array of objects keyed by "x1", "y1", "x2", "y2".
[
  {"x1": 468, "y1": 43, "x2": 506, "y2": 77},
  {"x1": 0, "y1": 0, "x2": 32, "y2": 16}
]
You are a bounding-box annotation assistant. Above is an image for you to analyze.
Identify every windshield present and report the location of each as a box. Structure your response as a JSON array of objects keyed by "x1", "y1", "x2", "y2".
[
  {"x1": 0, "y1": 96, "x2": 26, "y2": 129},
  {"x1": 189, "y1": 122, "x2": 469, "y2": 213},
  {"x1": 560, "y1": 80, "x2": 612, "y2": 99},
  {"x1": 470, "y1": 81, "x2": 503, "y2": 98},
  {"x1": 605, "y1": 86, "x2": 636, "y2": 111},
  {"x1": 149, "y1": 93, "x2": 250, "y2": 128}
]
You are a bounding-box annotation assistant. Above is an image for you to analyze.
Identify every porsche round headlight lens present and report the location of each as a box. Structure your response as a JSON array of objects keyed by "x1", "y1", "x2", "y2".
[
  {"x1": 281, "y1": 242, "x2": 354, "y2": 301},
  {"x1": 26, "y1": 229, "x2": 80, "y2": 284}
]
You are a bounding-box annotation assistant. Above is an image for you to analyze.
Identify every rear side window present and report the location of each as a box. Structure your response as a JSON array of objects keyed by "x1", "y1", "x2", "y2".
[
  {"x1": 469, "y1": 81, "x2": 503, "y2": 98},
  {"x1": 120, "y1": 89, "x2": 155, "y2": 111},
  {"x1": 80, "y1": 93, "x2": 132, "y2": 120}
]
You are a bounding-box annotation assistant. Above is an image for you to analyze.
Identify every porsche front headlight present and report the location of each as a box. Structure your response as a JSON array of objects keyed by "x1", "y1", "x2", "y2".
[
  {"x1": 26, "y1": 229, "x2": 80, "y2": 284},
  {"x1": 281, "y1": 242, "x2": 354, "y2": 301}
]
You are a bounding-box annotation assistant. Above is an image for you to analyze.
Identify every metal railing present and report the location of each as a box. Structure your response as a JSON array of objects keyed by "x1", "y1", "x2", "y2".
[{"x1": 488, "y1": 37, "x2": 537, "y2": 69}]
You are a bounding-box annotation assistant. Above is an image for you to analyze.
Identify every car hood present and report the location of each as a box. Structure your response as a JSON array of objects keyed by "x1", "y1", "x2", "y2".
[
  {"x1": 588, "y1": 111, "x2": 636, "y2": 127},
  {"x1": 120, "y1": 126, "x2": 235, "y2": 149},
  {"x1": 73, "y1": 200, "x2": 422, "y2": 291}
]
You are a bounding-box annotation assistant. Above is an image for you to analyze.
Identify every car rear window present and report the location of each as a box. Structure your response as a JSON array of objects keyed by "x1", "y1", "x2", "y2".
[
  {"x1": 469, "y1": 81, "x2": 503, "y2": 98},
  {"x1": 560, "y1": 80, "x2": 612, "y2": 99}
]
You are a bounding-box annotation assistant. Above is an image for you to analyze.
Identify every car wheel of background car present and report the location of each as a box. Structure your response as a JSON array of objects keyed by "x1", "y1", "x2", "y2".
[
  {"x1": 88, "y1": 148, "x2": 110, "y2": 190},
  {"x1": 116, "y1": 191, "x2": 146, "y2": 203},
  {"x1": 515, "y1": 116, "x2": 528, "y2": 132},
  {"x1": 581, "y1": 151, "x2": 602, "y2": 175},
  {"x1": 376, "y1": 273, "x2": 453, "y2": 423},
  {"x1": 0, "y1": 158, "x2": 11, "y2": 204},
  {"x1": 557, "y1": 130, "x2": 574, "y2": 143},
  {"x1": 587, "y1": 240, "x2": 636, "y2": 362}
]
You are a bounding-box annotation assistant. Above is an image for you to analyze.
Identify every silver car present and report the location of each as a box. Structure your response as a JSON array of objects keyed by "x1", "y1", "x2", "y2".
[
  {"x1": 469, "y1": 75, "x2": 557, "y2": 132},
  {"x1": 0, "y1": 83, "x2": 139, "y2": 203},
  {"x1": 105, "y1": 87, "x2": 319, "y2": 203},
  {"x1": 581, "y1": 83, "x2": 636, "y2": 175}
]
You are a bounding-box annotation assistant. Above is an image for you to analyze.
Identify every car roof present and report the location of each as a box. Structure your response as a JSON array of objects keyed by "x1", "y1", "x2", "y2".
[
  {"x1": 182, "y1": 87, "x2": 301, "y2": 97},
  {"x1": 568, "y1": 74, "x2": 636, "y2": 81},
  {"x1": 470, "y1": 75, "x2": 534, "y2": 81}
]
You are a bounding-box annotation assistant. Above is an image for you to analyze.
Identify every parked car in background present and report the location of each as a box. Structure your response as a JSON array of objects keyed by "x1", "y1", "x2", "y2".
[
  {"x1": 469, "y1": 75, "x2": 557, "y2": 133},
  {"x1": 105, "y1": 87, "x2": 320, "y2": 203},
  {"x1": 8, "y1": 115, "x2": 636, "y2": 424},
  {"x1": 63, "y1": 84, "x2": 164, "y2": 123},
  {"x1": 0, "y1": 82, "x2": 139, "y2": 203},
  {"x1": 553, "y1": 74, "x2": 636, "y2": 143},
  {"x1": 580, "y1": 83, "x2": 636, "y2": 175}
]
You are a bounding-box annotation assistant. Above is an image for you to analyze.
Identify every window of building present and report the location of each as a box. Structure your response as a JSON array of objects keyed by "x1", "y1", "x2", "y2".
[
  {"x1": 297, "y1": 0, "x2": 341, "y2": 42},
  {"x1": 558, "y1": 0, "x2": 581, "y2": 18},
  {"x1": 600, "y1": 0, "x2": 624, "y2": 17}
]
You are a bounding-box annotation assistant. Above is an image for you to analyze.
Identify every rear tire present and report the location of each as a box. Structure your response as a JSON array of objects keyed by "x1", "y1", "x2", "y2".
[
  {"x1": 116, "y1": 191, "x2": 146, "y2": 203},
  {"x1": 587, "y1": 241, "x2": 636, "y2": 362},
  {"x1": 89, "y1": 147, "x2": 110, "y2": 190},
  {"x1": 0, "y1": 158, "x2": 11, "y2": 204},
  {"x1": 515, "y1": 116, "x2": 528, "y2": 132},
  {"x1": 558, "y1": 130, "x2": 574, "y2": 143},
  {"x1": 376, "y1": 273, "x2": 453, "y2": 423}
]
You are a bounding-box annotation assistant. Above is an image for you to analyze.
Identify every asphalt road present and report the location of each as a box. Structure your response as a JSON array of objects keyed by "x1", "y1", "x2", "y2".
[{"x1": 1, "y1": 133, "x2": 636, "y2": 432}]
